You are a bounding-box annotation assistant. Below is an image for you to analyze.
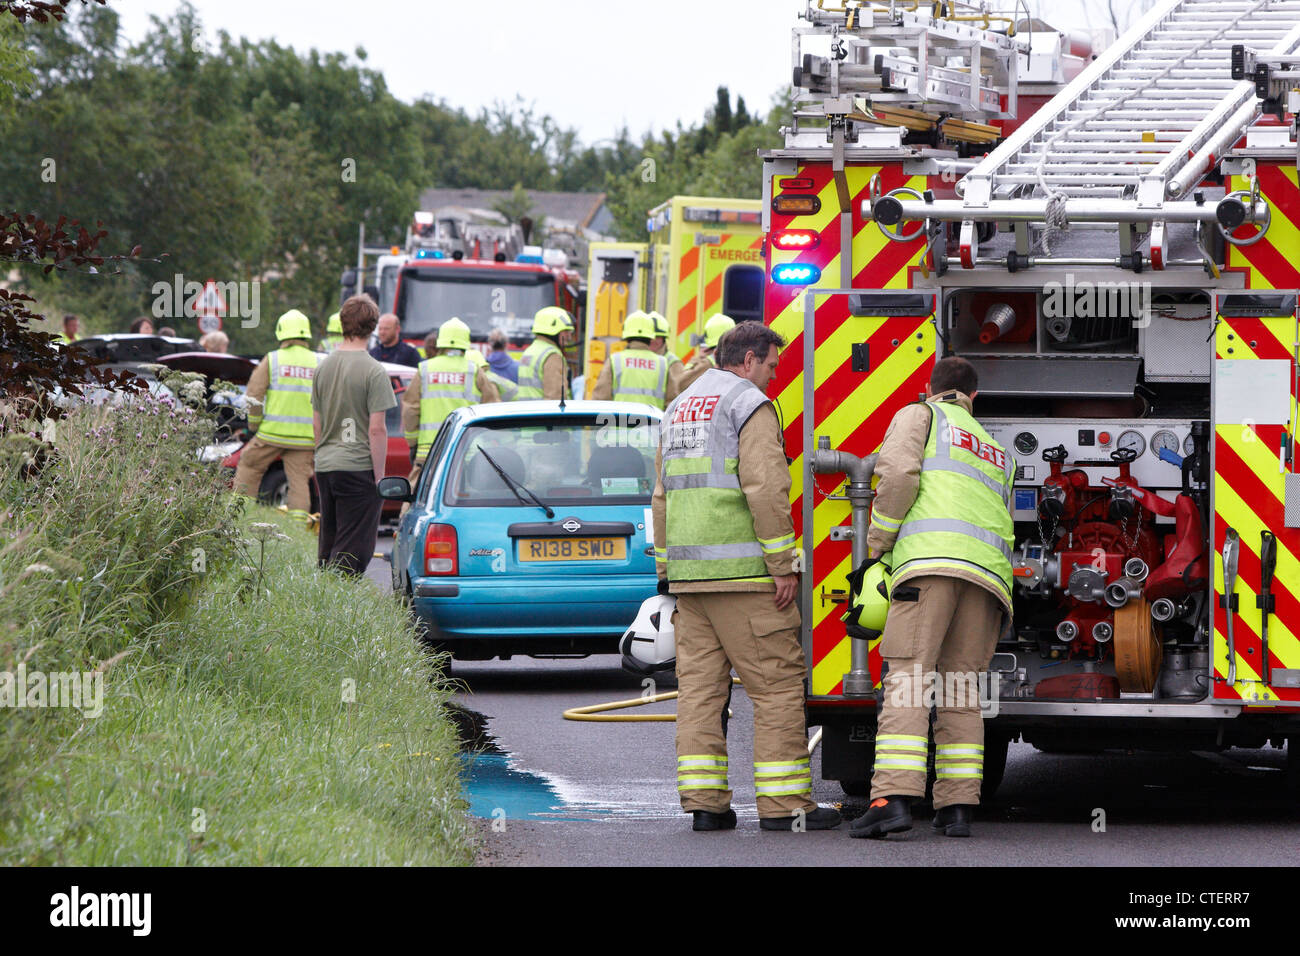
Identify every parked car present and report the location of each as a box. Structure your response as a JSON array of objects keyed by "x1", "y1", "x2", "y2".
[
  {"x1": 220, "y1": 361, "x2": 415, "y2": 517},
  {"x1": 382, "y1": 400, "x2": 661, "y2": 660}
]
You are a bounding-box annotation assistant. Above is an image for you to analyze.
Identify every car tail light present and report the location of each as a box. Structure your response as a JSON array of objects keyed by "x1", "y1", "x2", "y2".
[
  {"x1": 424, "y1": 523, "x2": 458, "y2": 575},
  {"x1": 772, "y1": 194, "x2": 821, "y2": 215},
  {"x1": 772, "y1": 229, "x2": 820, "y2": 250},
  {"x1": 780, "y1": 177, "x2": 815, "y2": 191}
]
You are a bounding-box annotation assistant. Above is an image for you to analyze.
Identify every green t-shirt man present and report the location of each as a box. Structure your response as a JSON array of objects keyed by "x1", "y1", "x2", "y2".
[{"x1": 311, "y1": 351, "x2": 397, "y2": 474}]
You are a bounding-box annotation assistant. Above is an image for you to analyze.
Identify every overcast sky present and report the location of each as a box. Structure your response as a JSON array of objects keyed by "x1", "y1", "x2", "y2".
[{"x1": 114, "y1": 1, "x2": 1098, "y2": 144}]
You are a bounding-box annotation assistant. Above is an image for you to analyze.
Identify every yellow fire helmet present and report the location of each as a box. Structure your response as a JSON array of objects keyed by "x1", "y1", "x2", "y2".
[
  {"x1": 437, "y1": 316, "x2": 472, "y2": 352},
  {"x1": 703, "y1": 313, "x2": 736, "y2": 349},
  {"x1": 326, "y1": 311, "x2": 342, "y2": 335},
  {"x1": 621, "y1": 310, "x2": 657, "y2": 341},
  {"x1": 532, "y1": 306, "x2": 575, "y2": 337},
  {"x1": 648, "y1": 311, "x2": 671, "y2": 338},
  {"x1": 275, "y1": 309, "x2": 312, "y2": 342},
  {"x1": 844, "y1": 559, "x2": 893, "y2": 634}
]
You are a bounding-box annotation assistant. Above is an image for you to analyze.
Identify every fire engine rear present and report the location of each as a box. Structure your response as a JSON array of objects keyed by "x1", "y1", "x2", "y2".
[{"x1": 764, "y1": 0, "x2": 1300, "y2": 796}]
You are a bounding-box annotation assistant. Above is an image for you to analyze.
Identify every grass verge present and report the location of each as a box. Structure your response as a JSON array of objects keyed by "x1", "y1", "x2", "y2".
[{"x1": 0, "y1": 391, "x2": 473, "y2": 865}]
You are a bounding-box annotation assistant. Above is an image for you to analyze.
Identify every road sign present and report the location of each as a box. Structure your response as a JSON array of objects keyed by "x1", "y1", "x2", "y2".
[{"x1": 196, "y1": 279, "x2": 225, "y2": 332}]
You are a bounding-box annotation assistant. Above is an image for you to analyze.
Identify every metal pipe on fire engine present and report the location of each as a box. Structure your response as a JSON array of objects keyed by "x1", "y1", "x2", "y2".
[
  {"x1": 1150, "y1": 597, "x2": 1177, "y2": 623},
  {"x1": 870, "y1": 195, "x2": 1269, "y2": 227},
  {"x1": 1092, "y1": 621, "x2": 1113, "y2": 644},
  {"x1": 1104, "y1": 577, "x2": 1143, "y2": 609},
  {"x1": 812, "y1": 445, "x2": 879, "y2": 698},
  {"x1": 1124, "y1": 558, "x2": 1149, "y2": 584}
]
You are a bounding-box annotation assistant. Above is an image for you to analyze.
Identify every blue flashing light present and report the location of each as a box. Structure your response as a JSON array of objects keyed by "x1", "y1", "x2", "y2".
[
  {"x1": 415, "y1": 249, "x2": 446, "y2": 259},
  {"x1": 772, "y1": 263, "x2": 822, "y2": 285},
  {"x1": 516, "y1": 254, "x2": 544, "y2": 264}
]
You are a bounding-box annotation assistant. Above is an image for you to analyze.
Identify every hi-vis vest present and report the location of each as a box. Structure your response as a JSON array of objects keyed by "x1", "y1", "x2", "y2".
[
  {"x1": 659, "y1": 367, "x2": 776, "y2": 583},
  {"x1": 517, "y1": 337, "x2": 561, "y2": 399},
  {"x1": 612, "y1": 346, "x2": 669, "y2": 409},
  {"x1": 416, "y1": 352, "x2": 481, "y2": 460},
  {"x1": 486, "y1": 369, "x2": 519, "y2": 402},
  {"x1": 885, "y1": 400, "x2": 1016, "y2": 600},
  {"x1": 258, "y1": 345, "x2": 319, "y2": 448}
]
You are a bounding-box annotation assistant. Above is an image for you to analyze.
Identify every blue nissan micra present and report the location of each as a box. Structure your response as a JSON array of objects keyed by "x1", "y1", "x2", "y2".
[{"x1": 383, "y1": 400, "x2": 661, "y2": 661}]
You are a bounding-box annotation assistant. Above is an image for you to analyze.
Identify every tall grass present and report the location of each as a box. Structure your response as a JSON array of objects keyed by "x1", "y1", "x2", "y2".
[{"x1": 0, "y1": 380, "x2": 472, "y2": 865}]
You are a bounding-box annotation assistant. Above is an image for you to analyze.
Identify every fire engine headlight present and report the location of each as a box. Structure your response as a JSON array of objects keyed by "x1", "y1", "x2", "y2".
[{"x1": 772, "y1": 263, "x2": 823, "y2": 285}]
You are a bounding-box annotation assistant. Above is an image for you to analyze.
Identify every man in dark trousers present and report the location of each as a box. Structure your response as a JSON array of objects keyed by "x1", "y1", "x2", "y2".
[{"x1": 312, "y1": 294, "x2": 397, "y2": 575}]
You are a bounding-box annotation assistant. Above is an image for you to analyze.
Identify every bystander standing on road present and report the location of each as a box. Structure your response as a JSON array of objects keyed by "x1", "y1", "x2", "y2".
[
  {"x1": 486, "y1": 327, "x2": 519, "y2": 383},
  {"x1": 312, "y1": 295, "x2": 397, "y2": 575},
  {"x1": 369, "y1": 312, "x2": 422, "y2": 367}
]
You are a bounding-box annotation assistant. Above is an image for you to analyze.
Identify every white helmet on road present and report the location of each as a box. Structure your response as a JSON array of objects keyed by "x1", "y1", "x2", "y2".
[{"x1": 619, "y1": 594, "x2": 677, "y2": 675}]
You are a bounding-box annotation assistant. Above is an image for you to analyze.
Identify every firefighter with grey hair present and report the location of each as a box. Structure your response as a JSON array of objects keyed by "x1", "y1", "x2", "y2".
[{"x1": 653, "y1": 321, "x2": 841, "y2": 833}]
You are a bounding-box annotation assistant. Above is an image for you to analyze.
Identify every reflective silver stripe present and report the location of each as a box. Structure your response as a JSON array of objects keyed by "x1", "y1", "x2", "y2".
[
  {"x1": 662, "y1": 471, "x2": 740, "y2": 491},
  {"x1": 753, "y1": 761, "x2": 810, "y2": 775},
  {"x1": 666, "y1": 542, "x2": 763, "y2": 561},
  {"x1": 877, "y1": 741, "x2": 928, "y2": 753},
  {"x1": 263, "y1": 414, "x2": 313, "y2": 425},
  {"x1": 936, "y1": 746, "x2": 984, "y2": 755},
  {"x1": 678, "y1": 758, "x2": 727, "y2": 769},
  {"x1": 922, "y1": 457, "x2": 1008, "y2": 498},
  {"x1": 273, "y1": 382, "x2": 313, "y2": 394},
  {"x1": 678, "y1": 777, "x2": 729, "y2": 789},
  {"x1": 755, "y1": 779, "x2": 812, "y2": 795},
  {"x1": 936, "y1": 767, "x2": 982, "y2": 778},
  {"x1": 418, "y1": 422, "x2": 442, "y2": 431},
  {"x1": 895, "y1": 518, "x2": 1013, "y2": 559},
  {"x1": 873, "y1": 758, "x2": 927, "y2": 770}
]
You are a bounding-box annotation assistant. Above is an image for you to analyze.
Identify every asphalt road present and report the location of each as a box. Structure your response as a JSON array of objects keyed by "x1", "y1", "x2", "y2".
[{"x1": 365, "y1": 540, "x2": 1300, "y2": 867}]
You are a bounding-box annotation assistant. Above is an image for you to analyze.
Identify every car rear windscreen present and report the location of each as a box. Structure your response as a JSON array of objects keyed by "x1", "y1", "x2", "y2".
[{"x1": 444, "y1": 415, "x2": 658, "y2": 507}]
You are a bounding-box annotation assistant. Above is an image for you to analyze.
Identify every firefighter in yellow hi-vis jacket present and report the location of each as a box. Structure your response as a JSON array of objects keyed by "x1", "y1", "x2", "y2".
[
  {"x1": 666, "y1": 312, "x2": 735, "y2": 403},
  {"x1": 402, "y1": 317, "x2": 499, "y2": 481},
  {"x1": 233, "y1": 309, "x2": 319, "y2": 525},
  {"x1": 591, "y1": 311, "x2": 671, "y2": 409},
  {"x1": 653, "y1": 321, "x2": 841, "y2": 833},
  {"x1": 849, "y1": 355, "x2": 1014, "y2": 841}
]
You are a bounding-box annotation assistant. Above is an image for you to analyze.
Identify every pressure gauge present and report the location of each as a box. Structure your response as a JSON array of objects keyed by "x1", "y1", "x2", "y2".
[
  {"x1": 1116, "y1": 430, "x2": 1145, "y2": 457},
  {"x1": 1183, "y1": 433, "x2": 1196, "y2": 456},
  {"x1": 1014, "y1": 431, "x2": 1038, "y2": 455},
  {"x1": 1150, "y1": 430, "x2": 1180, "y2": 458}
]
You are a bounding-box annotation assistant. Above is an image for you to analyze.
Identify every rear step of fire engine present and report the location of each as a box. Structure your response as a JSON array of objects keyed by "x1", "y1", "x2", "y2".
[{"x1": 870, "y1": 0, "x2": 1300, "y2": 269}]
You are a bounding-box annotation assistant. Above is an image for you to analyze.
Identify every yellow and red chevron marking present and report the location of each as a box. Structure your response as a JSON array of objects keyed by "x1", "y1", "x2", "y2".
[
  {"x1": 765, "y1": 162, "x2": 932, "y2": 698},
  {"x1": 1225, "y1": 164, "x2": 1300, "y2": 289},
  {"x1": 1212, "y1": 315, "x2": 1300, "y2": 703},
  {"x1": 674, "y1": 230, "x2": 763, "y2": 362}
]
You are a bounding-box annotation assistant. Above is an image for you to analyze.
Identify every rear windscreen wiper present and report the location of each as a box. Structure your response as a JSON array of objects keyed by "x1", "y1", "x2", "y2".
[{"x1": 477, "y1": 447, "x2": 554, "y2": 518}]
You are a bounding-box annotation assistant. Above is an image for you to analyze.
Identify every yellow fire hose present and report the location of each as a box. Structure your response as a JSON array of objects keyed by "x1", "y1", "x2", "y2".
[{"x1": 562, "y1": 678, "x2": 824, "y2": 754}]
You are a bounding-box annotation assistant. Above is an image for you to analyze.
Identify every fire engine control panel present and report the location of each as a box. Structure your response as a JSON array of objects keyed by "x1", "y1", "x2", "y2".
[{"x1": 984, "y1": 419, "x2": 1199, "y2": 522}]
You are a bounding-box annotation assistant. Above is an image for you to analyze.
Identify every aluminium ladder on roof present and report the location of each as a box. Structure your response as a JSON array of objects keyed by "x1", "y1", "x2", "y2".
[{"x1": 956, "y1": 0, "x2": 1300, "y2": 212}]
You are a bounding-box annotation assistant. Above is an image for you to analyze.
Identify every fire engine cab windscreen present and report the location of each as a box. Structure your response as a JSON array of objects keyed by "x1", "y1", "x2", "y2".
[{"x1": 396, "y1": 267, "x2": 557, "y2": 345}]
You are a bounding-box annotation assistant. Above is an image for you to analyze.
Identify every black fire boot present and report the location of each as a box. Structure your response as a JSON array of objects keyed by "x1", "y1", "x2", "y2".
[
  {"x1": 848, "y1": 795, "x2": 913, "y2": 839},
  {"x1": 759, "y1": 806, "x2": 842, "y2": 831},
  {"x1": 692, "y1": 809, "x2": 737, "y2": 831},
  {"x1": 931, "y1": 804, "x2": 973, "y2": 837}
]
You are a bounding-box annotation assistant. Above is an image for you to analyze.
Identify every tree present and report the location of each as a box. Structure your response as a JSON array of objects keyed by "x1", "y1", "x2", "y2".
[{"x1": 0, "y1": 1, "x2": 144, "y2": 421}]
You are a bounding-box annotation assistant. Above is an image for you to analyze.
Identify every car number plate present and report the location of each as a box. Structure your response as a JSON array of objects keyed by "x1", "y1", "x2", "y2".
[{"x1": 518, "y1": 537, "x2": 626, "y2": 562}]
